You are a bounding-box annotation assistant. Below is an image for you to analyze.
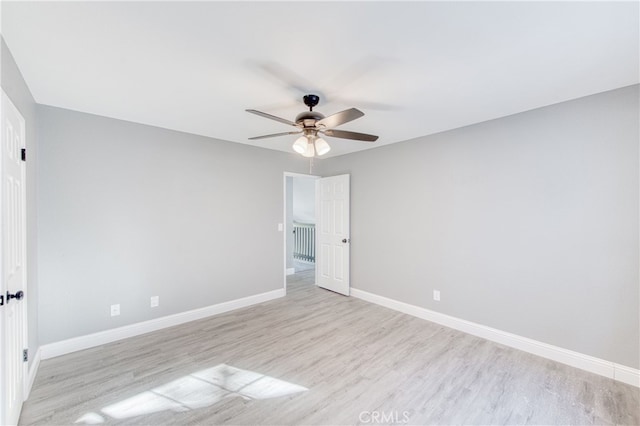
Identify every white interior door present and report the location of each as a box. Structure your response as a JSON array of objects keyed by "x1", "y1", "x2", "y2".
[
  {"x1": 1, "y1": 90, "x2": 28, "y2": 426},
  {"x1": 316, "y1": 174, "x2": 350, "y2": 296}
]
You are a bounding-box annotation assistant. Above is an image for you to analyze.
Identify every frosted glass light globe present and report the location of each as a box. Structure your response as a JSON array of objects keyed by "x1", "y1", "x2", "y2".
[
  {"x1": 292, "y1": 136, "x2": 308, "y2": 154},
  {"x1": 314, "y1": 138, "x2": 331, "y2": 156},
  {"x1": 301, "y1": 141, "x2": 315, "y2": 157}
]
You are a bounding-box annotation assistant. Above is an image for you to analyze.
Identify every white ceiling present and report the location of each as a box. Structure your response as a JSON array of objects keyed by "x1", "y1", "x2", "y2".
[{"x1": 2, "y1": 1, "x2": 638, "y2": 157}]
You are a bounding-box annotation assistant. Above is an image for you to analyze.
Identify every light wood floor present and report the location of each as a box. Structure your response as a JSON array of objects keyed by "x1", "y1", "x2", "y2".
[{"x1": 20, "y1": 272, "x2": 639, "y2": 425}]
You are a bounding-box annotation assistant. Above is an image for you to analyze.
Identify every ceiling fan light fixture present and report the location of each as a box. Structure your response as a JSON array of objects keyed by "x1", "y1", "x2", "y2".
[
  {"x1": 292, "y1": 136, "x2": 308, "y2": 154},
  {"x1": 248, "y1": 94, "x2": 378, "y2": 157},
  {"x1": 314, "y1": 138, "x2": 331, "y2": 156}
]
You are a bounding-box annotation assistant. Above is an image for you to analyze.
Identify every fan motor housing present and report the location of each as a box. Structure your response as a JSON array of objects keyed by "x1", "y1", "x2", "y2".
[{"x1": 295, "y1": 111, "x2": 324, "y2": 128}]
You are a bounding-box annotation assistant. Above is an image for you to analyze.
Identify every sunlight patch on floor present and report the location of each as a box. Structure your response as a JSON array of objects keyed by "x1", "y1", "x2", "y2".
[{"x1": 74, "y1": 364, "x2": 308, "y2": 424}]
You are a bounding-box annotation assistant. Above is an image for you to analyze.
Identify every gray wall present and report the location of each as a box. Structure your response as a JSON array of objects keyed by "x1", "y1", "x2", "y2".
[
  {"x1": 37, "y1": 105, "x2": 306, "y2": 344},
  {"x1": 1, "y1": 38, "x2": 39, "y2": 362},
  {"x1": 318, "y1": 85, "x2": 639, "y2": 368}
]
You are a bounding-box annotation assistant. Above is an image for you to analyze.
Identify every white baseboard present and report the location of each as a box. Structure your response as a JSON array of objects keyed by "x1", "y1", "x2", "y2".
[
  {"x1": 25, "y1": 346, "x2": 41, "y2": 399},
  {"x1": 351, "y1": 288, "x2": 639, "y2": 388},
  {"x1": 614, "y1": 363, "x2": 640, "y2": 387},
  {"x1": 40, "y1": 289, "x2": 285, "y2": 360},
  {"x1": 286, "y1": 268, "x2": 295, "y2": 276}
]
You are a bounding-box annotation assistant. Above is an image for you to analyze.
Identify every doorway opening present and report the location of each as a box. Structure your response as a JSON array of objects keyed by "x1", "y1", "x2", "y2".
[{"x1": 284, "y1": 173, "x2": 318, "y2": 291}]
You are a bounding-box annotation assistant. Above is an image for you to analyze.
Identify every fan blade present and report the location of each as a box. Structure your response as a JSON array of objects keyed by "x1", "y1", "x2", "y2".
[
  {"x1": 249, "y1": 131, "x2": 302, "y2": 140},
  {"x1": 322, "y1": 129, "x2": 378, "y2": 142},
  {"x1": 246, "y1": 109, "x2": 298, "y2": 127},
  {"x1": 316, "y1": 108, "x2": 364, "y2": 129}
]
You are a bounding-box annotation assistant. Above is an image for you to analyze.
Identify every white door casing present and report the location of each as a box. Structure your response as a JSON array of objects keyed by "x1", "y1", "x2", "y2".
[
  {"x1": 1, "y1": 90, "x2": 28, "y2": 426},
  {"x1": 316, "y1": 174, "x2": 350, "y2": 296}
]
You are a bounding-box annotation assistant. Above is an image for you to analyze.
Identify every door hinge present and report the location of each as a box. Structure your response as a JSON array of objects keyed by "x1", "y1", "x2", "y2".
[
  {"x1": 21, "y1": 148, "x2": 26, "y2": 162},
  {"x1": 23, "y1": 349, "x2": 28, "y2": 362}
]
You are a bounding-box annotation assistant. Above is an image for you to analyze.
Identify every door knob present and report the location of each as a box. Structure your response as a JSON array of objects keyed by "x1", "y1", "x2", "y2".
[
  {"x1": 6, "y1": 290, "x2": 24, "y2": 303},
  {"x1": 342, "y1": 238, "x2": 350, "y2": 243}
]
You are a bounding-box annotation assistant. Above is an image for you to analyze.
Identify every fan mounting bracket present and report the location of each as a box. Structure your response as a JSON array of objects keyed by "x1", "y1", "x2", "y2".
[{"x1": 303, "y1": 94, "x2": 320, "y2": 111}]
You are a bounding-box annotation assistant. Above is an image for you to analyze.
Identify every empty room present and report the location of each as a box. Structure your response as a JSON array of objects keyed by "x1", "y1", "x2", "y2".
[{"x1": 0, "y1": 1, "x2": 638, "y2": 425}]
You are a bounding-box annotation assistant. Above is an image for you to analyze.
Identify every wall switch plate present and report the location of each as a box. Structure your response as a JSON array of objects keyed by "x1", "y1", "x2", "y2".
[
  {"x1": 150, "y1": 296, "x2": 159, "y2": 308},
  {"x1": 110, "y1": 304, "x2": 120, "y2": 316},
  {"x1": 433, "y1": 290, "x2": 441, "y2": 302},
  {"x1": 278, "y1": 223, "x2": 283, "y2": 231}
]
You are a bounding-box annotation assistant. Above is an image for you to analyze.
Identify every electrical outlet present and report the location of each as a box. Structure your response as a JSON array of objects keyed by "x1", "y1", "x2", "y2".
[
  {"x1": 277, "y1": 223, "x2": 283, "y2": 231},
  {"x1": 150, "y1": 296, "x2": 159, "y2": 308},
  {"x1": 433, "y1": 290, "x2": 441, "y2": 302},
  {"x1": 110, "y1": 304, "x2": 120, "y2": 316}
]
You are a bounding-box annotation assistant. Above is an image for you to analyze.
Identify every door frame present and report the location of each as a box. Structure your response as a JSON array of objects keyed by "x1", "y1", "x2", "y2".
[
  {"x1": 282, "y1": 172, "x2": 319, "y2": 294},
  {"x1": 0, "y1": 89, "x2": 29, "y2": 426}
]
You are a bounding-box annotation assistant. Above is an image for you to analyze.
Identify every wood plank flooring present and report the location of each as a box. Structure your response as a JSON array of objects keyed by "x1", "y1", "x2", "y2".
[{"x1": 20, "y1": 272, "x2": 639, "y2": 425}]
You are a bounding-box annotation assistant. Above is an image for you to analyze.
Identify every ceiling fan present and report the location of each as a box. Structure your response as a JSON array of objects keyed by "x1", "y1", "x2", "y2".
[{"x1": 246, "y1": 94, "x2": 378, "y2": 157}]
